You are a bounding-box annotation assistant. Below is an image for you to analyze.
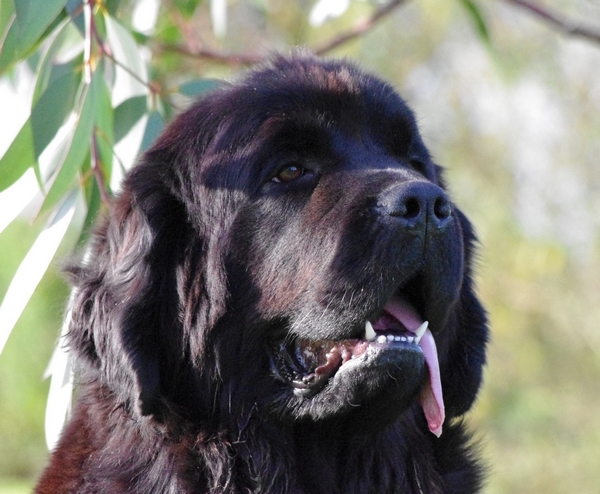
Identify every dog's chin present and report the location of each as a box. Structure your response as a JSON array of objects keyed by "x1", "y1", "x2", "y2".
[{"x1": 270, "y1": 338, "x2": 428, "y2": 428}]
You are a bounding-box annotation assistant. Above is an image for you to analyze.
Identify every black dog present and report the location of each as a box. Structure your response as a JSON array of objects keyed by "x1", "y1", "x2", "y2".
[{"x1": 37, "y1": 54, "x2": 488, "y2": 493}]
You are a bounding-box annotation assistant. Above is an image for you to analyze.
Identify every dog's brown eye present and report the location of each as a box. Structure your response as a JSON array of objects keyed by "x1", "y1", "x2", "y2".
[{"x1": 273, "y1": 165, "x2": 305, "y2": 183}]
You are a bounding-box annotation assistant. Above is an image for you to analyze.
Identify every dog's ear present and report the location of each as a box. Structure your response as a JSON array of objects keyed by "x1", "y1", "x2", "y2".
[
  {"x1": 67, "y1": 163, "x2": 190, "y2": 418},
  {"x1": 440, "y1": 209, "x2": 489, "y2": 418}
]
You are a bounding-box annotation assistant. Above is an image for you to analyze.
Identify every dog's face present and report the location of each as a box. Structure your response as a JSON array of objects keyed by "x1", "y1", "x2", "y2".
[{"x1": 72, "y1": 56, "x2": 487, "y2": 440}]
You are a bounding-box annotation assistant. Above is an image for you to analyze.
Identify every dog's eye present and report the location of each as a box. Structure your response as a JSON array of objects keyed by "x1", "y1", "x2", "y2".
[{"x1": 272, "y1": 164, "x2": 306, "y2": 183}]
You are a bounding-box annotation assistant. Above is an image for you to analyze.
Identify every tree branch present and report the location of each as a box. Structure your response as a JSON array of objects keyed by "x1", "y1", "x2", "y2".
[
  {"x1": 156, "y1": 0, "x2": 409, "y2": 65},
  {"x1": 154, "y1": 9, "x2": 263, "y2": 66},
  {"x1": 315, "y1": 0, "x2": 407, "y2": 55},
  {"x1": 154, "y1": 43, "x2": 263, "y2": 66},
  {"x1": 501, "y1": 0, "x2": 600, "y2": 44}
]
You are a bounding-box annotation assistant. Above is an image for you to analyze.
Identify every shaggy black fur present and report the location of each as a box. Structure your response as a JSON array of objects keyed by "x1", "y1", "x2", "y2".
[{"x1": 36, "y1": 54, "x2": 488, "y2": 493}]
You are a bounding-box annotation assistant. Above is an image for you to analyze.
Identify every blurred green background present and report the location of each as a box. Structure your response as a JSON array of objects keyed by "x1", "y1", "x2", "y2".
[{"x1": 1, "y1": 0, "x2": 599, "y2": 492}]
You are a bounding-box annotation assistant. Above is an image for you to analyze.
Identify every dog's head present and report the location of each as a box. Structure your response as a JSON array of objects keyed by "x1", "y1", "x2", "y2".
[{"x1": 68, "y1": 55, "x2": 488, "y2": 437}]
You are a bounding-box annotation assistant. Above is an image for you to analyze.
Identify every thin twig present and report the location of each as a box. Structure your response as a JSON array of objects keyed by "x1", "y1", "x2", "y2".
[
  {"x1": 154, "y1": 43, "x2": 263, "y2": 66},
  {"x1": 100, "y1": 47, "x2": 175, "y2": 106},
  {"x1": 502, "y1": 0, "x2": 600, "y2": 44},
  {"x1": 92, "y1": 28, "x2": 175, "y2": 107},
  {"x1": 156, "y1": 0, "x2": 409, "y2": 65},
  {"x1": 315, "y1": 0, "x2": 407, "y2": 55},
  {"x1": 154, "y1": 9, "x2": 262, "y2": 66}
]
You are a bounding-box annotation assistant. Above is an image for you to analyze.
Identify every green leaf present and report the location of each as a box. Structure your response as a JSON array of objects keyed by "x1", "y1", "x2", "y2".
[
  {"x1": 0, "y1": 120, "x2": 35, "y2": 192},
  {"x1": 113, "y1": 95, "x2": 148, "y2": 144},
  {"x1": 130, "y1": 30, "x2": 151, "y2": 46},
  {"x1": 0, "y1": 0, "x2": 15, "y2": 43},
  {"x1": 39, "y1": 68, "x2": 105, "y2": 213},
  {"x1": 94, "y1": 77, "x2": 114, "y2": 188},
  {"x1": 178, "y1": 78, "x2": 223, "y2": 97},
  {"x1": 140, "y1": 110, "x2": 165, "y2": 152},
  {"x1": 32, "y1": 19, "x2": 83, "y2": 106},
  {"x1": 39, "y1": 126, "x2": 75, "y2": 189},
  {"x1": 104, "y1": 13, "x2": 148, "y2": 94},
  {"x1": 174, "y1": 0, "x2": 200, "y2": 19},
  {"x1": 0, "y1": 188, "x2": 77, "y2": 355},
  {"x1": 103, "y1": 0, "x2": 122, "y2": 16},
  {"x1": 0, "y1": 0, "x2": 66, "y2": 73},
  {"x1": 78, "y1": 173, "x2": 102, "y2": 246},
  {"x1": 66, "y1": 0, "x2": 85, "y2": 35},
  {"x1": 31, "y1": 70, "x2": 80, "y2": 157},
  {"x1": 0, "y1": 169, "x2": 38, "y2": 234},
  {"x1": 92, "y1": 7, "x2": 107, "y2": 40},
  {"x1": 31, "y1": 66, "x2": 80, "y2": 184},
  {"x1": 39, "y1": 146, "x2": 87, "y2": 216},
  {"x1": 458, "y1": 0, "x2": 491, "y2": 45},
  {"x1": 0, "y1": 67, "x2": 81, "y2": 192}
]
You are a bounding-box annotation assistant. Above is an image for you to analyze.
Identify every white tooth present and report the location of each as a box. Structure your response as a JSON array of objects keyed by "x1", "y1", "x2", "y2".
[
  {"x1": 387, "y1": 334, "x2": 394, "y2": 342},
  {"x1": 406, "y1": 336, "x2": 415, "y2": 343},
  {"x1": 377, "y1": 335, "x2": 387, "y2": 344},
  {"x1": 394, "y1": 336, "x2": 401, "y2": 342},
  {"x1": 400, "y1": 336, "x2": 407, "y2": 342},
  {"x1": 365, "y1": 321, "x2": 377, "y2": 341},
  {"x1": 413, "y1": 321, "x2": 429, "y2": 344}
]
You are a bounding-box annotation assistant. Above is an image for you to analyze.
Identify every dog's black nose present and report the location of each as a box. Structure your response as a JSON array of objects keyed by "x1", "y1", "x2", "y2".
[{"x1": 380, "y1": 181, "x2": 452, "y2": 233}]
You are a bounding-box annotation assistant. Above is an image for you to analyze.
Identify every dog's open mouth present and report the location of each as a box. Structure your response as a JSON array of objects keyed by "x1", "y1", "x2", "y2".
[{"x1": 271, "y1": 294, "x2": 445, "y2": 436}]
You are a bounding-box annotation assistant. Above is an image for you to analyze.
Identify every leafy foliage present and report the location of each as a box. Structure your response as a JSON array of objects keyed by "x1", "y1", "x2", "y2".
[{"x1": 0, "y1": 0, "x2": 223, "y2": 354}]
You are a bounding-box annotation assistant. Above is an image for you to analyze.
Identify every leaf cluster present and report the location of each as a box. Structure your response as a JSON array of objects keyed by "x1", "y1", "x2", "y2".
[{"x1": 0, "y1": 0, "x2": 223, "y2": 353}]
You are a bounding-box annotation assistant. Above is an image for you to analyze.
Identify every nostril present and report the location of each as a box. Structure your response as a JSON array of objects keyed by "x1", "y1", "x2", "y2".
[
  {"x1": 403, "y1": 197, "x2": 421, "y2": 219},
  {"x1": 379, "y1": 181, "x2": 451, "y2": 233},
  {"x1": 388, "y1": 196, "x2": 422, "y2": 220},
  {"x1": 433, "y1": 197, "x2": 451, "y2": 220}
]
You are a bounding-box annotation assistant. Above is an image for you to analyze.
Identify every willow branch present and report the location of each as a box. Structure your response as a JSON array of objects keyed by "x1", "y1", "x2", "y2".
[
  {"x1": 315, "y1": 0, "x2": 407, "y2": 55},
  {"x1": 502, "y1": 0, "x2": 600, "y2": 44},
  {"x1": 154, "y1": 10, "x2": 262, "y2": 66},
  {"x1": 154, "y1": 43, "x2": 263, "y2": 66},
  {"x1": 156, "y1": 0, "x2": 409, "y2": 65}
]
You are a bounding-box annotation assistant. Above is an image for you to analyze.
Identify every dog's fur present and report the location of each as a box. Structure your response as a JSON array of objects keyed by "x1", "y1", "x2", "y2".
[{"x1": 36, "y1": 55, "x2": 488, "y2": 493}]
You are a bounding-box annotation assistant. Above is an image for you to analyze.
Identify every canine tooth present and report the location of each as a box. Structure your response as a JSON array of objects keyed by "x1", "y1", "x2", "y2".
[
  {"x1": 365, "y1": 321, "x2": 377, "y2": 341},
  {"x1": 377, "y1": 335, "x2": 387, "y2": 344},
  {"x1": 413, "y1": 321, "x2": 429, "y2": 344}
]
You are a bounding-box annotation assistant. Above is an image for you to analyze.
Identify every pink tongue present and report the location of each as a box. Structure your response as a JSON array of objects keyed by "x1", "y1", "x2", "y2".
[{"x1": 383, "y1": 297, "x2": 445, "y2": 437}]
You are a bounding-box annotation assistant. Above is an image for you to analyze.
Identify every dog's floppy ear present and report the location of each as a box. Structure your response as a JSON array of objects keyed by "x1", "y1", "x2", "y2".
[
  {"x1": 441, "y1": 209, "x2": 489, "y2": 418},
  {"x1": 67, "y1": 163, "x2": 189, "y2": 418}
]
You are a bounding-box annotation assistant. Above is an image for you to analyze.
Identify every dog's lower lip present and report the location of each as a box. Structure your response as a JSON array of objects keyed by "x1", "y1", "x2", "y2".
[
  {"x1": 271, "y1": 338, "x2": 367, "y2": 396},
  {"x1": 274, "y1": 335, "x2": 420, "y2": 395}
]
